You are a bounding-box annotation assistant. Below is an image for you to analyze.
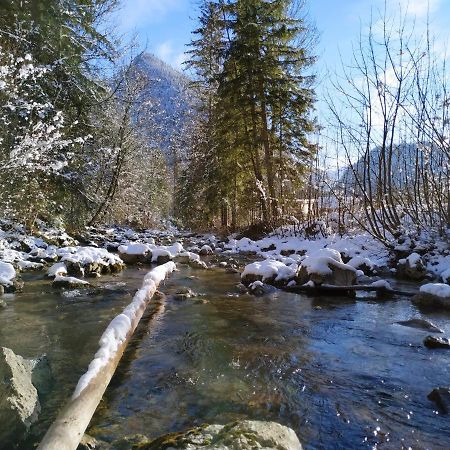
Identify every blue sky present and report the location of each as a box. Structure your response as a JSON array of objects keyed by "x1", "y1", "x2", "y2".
[{"x1": 113, "y1": 0, "x2": 450, "y2": 74}]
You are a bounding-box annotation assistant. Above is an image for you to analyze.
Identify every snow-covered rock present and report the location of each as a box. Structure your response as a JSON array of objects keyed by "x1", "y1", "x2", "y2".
[
  {"x1": 397, "y1": 252, "x2": 427, "y2": 281},
  {"x1": 0, "y1": 261, "x2": 16, "y2": 287},
  {"x1": 241, "y1": 260, "x2": 297, "y2": 286},
  {"x1": 61, "y1": 247, "x2": 124, "y2": 277},
  {"x1": 47, "y1": 262, "x2": 68, "y2": 278},
  {"x1": 118, "y1": 243, "x2": 152, "y2": 264},
  {"x1": 413, "y1": 283, "x2": 450, "y2": 309},
  {"x1": 199, "y1": 244, "x2": 213, "y2": 256},
  {"x1": 296, "y1": 249, "x2": 358, "y2": 286},
  {"x1": 52, "y1": 275, "x2": 91, "y2": 289},
  {"x1": 151, "y1": 243, "x2": 184, "y2": 265}
]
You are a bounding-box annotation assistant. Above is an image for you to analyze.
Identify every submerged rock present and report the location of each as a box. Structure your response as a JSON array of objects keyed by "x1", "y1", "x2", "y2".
[
  {"x1": 396, "y1": 318, "x2": 443, "y2": 333},
  {"x1": 428, "y1": 387, "x2": 450, "y2": 414},
  {"x1": 0, "y1": 347, "x2": 41, "y2": 445},
  {"x1": 174, "y1": 287, "x2": 199, "y2": 301},
  {"x1": 424, "y1": 336, "x2": 450, "y2": 349},
  {"x1": 138, "y1": 420, "x2": 302, "y2": 450},
  {"x1": 53, "y1": 275, "x2": 91, "y2": 289}
]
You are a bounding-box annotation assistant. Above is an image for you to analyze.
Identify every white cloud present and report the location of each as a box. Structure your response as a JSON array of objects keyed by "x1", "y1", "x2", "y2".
[
  {"x1": 155, "y1": 40, "x2": 186, "y2": 69},
  {"x1": 118, "y1": 0, "x2": 183, "y2": 28},
  {"x1": 397, "y1": 0, "x2": 442, "y2": 18}
]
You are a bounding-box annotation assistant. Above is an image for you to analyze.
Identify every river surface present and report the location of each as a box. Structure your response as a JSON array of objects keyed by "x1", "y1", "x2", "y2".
[{"x1": 3, "y1": 263, "x2": 450, "y2": 449}]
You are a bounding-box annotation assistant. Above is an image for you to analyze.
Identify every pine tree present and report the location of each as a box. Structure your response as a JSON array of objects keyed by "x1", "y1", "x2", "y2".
[{"x1": 180, "y1": 0, "x2": 317, "y2": 229}]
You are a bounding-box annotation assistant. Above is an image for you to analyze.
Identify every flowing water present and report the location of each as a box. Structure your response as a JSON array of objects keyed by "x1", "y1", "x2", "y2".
[{"x1": 4, "y1": 264, "x2": 450, "y2": 449}]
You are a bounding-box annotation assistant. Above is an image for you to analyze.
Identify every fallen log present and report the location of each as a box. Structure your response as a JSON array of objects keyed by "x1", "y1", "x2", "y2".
[
  {"x1": 283, "y1": 284, "x2": 416, "y2": 297},
  {"x1": 37, "y1": 262, "x2": 176, "y2": 450}
]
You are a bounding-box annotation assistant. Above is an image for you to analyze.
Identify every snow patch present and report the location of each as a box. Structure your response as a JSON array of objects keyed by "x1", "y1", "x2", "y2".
[{"x1": 420, "y1": 283, "x2": 450, "y2": 298}]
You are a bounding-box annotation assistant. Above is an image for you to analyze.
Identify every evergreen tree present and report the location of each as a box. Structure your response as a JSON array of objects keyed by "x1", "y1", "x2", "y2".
[{"x1": 179, "y1": 0, "x2": 317, "y2": 229}]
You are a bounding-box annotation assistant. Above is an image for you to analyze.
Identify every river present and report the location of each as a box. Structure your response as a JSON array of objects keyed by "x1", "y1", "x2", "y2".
[{"x1": 4, "y1": 262, "x2": 450, "y2": 449}]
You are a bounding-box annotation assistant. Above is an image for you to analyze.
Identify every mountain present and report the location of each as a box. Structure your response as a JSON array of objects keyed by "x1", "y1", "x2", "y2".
[
  {"x1": 132, "y1": 53, "x2": 195, "y2": 166},
  {"x1": 339, "y1": 142, "x2": 446, "y2": 192}
]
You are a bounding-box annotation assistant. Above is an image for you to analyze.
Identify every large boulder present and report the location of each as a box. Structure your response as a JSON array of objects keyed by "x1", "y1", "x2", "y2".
[
  {"x1": 412, "y1": 283, "x2": 450, "y2": 310},
  {"x1": 0, "y1": 347, "x2": 41, "y2": 445},
  {"x1": 296, "y1": 249, "x2": 358, "y2": 287},
  {"x1": 118, "y1": 243, "x2": 152, "y2": 265},
  {"x1": 138, "y1": 420, "x2": 302, "y2": 450}
]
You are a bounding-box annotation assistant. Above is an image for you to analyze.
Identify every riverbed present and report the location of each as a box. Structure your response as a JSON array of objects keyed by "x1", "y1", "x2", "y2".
[{"x1": 5, "y1": 263, "x2": 450, "y2": 449}]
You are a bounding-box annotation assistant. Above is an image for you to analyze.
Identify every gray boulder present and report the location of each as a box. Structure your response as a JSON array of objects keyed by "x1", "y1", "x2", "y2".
[
  {"x1": 0, "y1": 347, "x2": 41, "y2": 444},
  {"x1": 141, "y1": 420, "x2": 303, "y2": 450},
  {"x1": 296, "y1": 264, "x2": 356, "y2": 287},
  {"x1": 412, "y1": 293, "x2": 450, "y2": 310}
]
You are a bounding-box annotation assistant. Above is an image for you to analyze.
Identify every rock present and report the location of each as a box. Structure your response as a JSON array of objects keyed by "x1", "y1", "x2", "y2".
[
  {"x1": 155, "y1": 254, "x2": 172, "y2": 265},
  {"x1": 174, "y1": 287, "x2": 198, "y2": 301},
  {"x1": 424, "y1": 336, "x2": 450, "y2": 349},
  {"x1": 77, "y1": 433, "x2": 104, "y2": 450},
  {"x1": 0, "y1": 347, "x2": 40, "y2": 445},
  {"x1": 65, "y1": 260, "x2": 85, "y2": 277},
  {"x1": 396, "y1": 318, "x2": 443, "y2": 333},
  {"x1": 0, "y1": 298, "x2": 6, "y2": 308},
  {"x1": 248, "y1": 281, "x2": 275, "y2": 296},
  {"x1": 397, "y1": 253, "x2": 427, "y2": 281},
  {"x1": 199, "y1": 245, "x2": 214, "y2": 256},
  {"x1": 110, "y1": 434, "x2": 150, "y2": 450},
  {"x1": 118, "y1": 251, "x2": 151, "y2": 265},
  {"x1": 226, "y1": 267, "x2": 240, "y2": 274},
  {"x1": 428, "y1": 387, "x2": 450, "y2": 413},
  {"x1": 412, "y1": 292, "x2": 450, "y2": 310},
  {"x1": 280, "y1": 249, "x2": 295, "y2": 256},
  {"x1": 295, "y1": 263, "x2": 356, "y2": 287},
  {"x1": 4, "y1": 279, "x2": 24, "y2": 294},
  {"x1": 140, "y1": 420, "x2": 303, "y2": 450},
  {"x1": 27, "y1": 354, "x2": 53, "y2": 397},
  {"x1": 0, "y1": 285, "x2": 4, "y2": 297},
  {"x1": 189, "y1": 259, "x2": 208, "y2": 269},
  {"x1": 53, "y1": 275, "x2": 90, "y2": 289}
]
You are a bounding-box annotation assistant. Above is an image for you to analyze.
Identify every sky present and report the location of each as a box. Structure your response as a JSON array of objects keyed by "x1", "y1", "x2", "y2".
[{"x1": 113, "y1": 0, "x2": 450, "y2": 72}]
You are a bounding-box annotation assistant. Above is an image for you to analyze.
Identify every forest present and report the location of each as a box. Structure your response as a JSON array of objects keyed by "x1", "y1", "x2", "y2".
[{"x1": 1, "y1": 1, "x2": 450, "y2": 450}]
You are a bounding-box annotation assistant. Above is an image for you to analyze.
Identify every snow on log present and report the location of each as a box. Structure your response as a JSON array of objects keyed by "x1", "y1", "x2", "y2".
[{"x1": 37, "y1": 261, "x2": 176, "y2": 450}]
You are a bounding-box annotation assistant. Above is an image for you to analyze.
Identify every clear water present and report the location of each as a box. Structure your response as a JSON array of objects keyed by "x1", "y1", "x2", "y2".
[{"x1": 4, "y1": 265, "x2": 450, "y2": 449}]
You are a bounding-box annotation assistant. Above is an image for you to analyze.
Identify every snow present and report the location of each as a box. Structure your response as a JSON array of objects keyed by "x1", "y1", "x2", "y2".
[
  {"x1": 151, "y1": 242, "x2": 184, "y2": 262},
  {"x1": 118, "y1": 243, "x2": 151, "y2": 255},
  {"x1": 0, "y1": 261, "x2": 16, "y2": 286},
  {"x1": 241, "y1": 259, "x2": 297, "y2": 282},
  {"x1": 17, "y1": 260, "x2": 43, "y2": 271},
  {"x1": 72, "y1": 261, "x2": 176, "y2": 399},
  {"x1": 301, "y1": 251, "x2": 357, "y2": 276},
  {"x1": 441, "y1": 268, "x2": 450, "y2": 283},
  {"x1": 347, "y1": 256, "x2": 375, "y2": 270},
  {"x1": 399, "y1": 252, "x2": 422, "y2": 268},
  {"x1": 420, "y1": 283, "x2": 450, "y2": 298},
  {"x1": 53, "y1": 275, "x2": 90, "y2": 286},
  {"x1": 47, "y1": 262, "x2": 67, "y2": 278},
  {"x1": 61, "y1": 246, "x2": 122, "y2": 267},
  {"x1": 370, "y1": 279, "x2": 392, "y2": 290}
]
